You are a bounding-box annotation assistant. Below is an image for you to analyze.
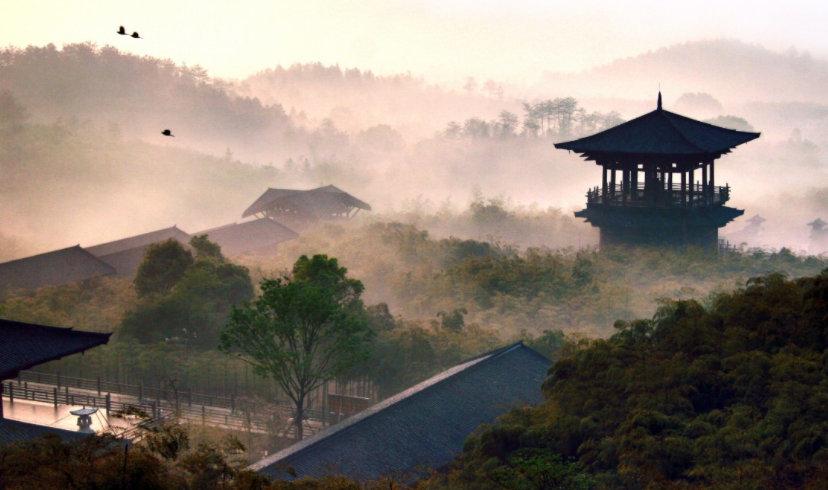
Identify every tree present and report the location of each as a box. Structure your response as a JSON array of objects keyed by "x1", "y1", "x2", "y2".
[
  {"x1": 220, "y1": 255, "x2": 374, "y2": 440},
  {"x1": 134, "y1": 240, "x2": 194, "y2": 297},
  {"x1": 190, "y1": 234, "x2": 223, "y2": 260}
]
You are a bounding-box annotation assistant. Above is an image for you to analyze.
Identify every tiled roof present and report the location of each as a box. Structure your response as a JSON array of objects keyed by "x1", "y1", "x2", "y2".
[
  {"x1": 85, "y1": 226, "x2": 190, "y2": 258},
  {"x1": 251, "y1": 342, "x2": 549, "y2": 482},
  {"x1": 0, "y1": 318, "x2": 111, "y2": 379},
  {"x1": 196, "y1": 218, "x2": 298, "y2": 256},
  {"x1": 0, "y1": 246, "x2": 116, "y2": 293},
  {"x1": 555, "y1": 105, "x2": 760, "y2": 158},
  {"x1": 242, "y1": 185, "x2": 371, "y2": 218},
  {"x1": 0, "y1": 419, "x2": 89, "y2": 446}
]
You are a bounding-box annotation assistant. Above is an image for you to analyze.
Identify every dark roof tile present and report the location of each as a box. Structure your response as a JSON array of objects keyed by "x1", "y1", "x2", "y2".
[
  {"x1": 0, "y1": 246, "x2": 116, "y2": 293},
  {"x1": 196, "y1": 218, "x2": 298, "y2": 256},
  {"x1": 0, "y1": 318, "x2": 111, "y2": 379},
  {"x1": 251, "y1": 342, "x2": 549, "y2": 482},
  {"x1": 555, "y1": 107, "x2": 760, "y2": 158}
]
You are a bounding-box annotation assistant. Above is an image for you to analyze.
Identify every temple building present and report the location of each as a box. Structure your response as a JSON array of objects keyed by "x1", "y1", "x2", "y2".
[
  {"x1": 555, "y1": 93, "x2": 760, "y2": 249},
  {"x1": 242, "y1": 185, "x2": 371, "y2": 230}
]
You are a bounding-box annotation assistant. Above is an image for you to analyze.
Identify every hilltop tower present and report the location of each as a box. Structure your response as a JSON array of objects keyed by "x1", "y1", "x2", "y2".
[{"x1": 555, "y1": 93, "x2": 760, "y2": 249}]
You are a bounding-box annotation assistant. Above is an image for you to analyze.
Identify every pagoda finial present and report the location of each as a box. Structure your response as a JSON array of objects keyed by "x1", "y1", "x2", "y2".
[{"x1": 657, "y1": 91, "x2": 663, "y2": 110}]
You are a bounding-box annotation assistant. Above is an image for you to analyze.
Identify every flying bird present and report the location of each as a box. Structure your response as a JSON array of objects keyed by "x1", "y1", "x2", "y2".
[
  {"x1": 116, "y1": 26, "x2": 126, "y2": 35},
  {"x1": 161, "y1": 129, "x2": 174, "y2": 137},
  {"x1": 131, "y1": 31, "x2": 141, "y2": 39}
]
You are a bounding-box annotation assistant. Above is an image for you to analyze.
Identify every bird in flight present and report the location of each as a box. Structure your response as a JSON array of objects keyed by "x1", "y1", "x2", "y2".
[
  {"x1": 131, "y1": 31, "x2": 141, "y2": 39},
  {"x1": 116, "y1": 26, "x2": 126, "y2": 35},
  {"x1": 161, "y1": 129, "x2": 174, "y2": 137}
]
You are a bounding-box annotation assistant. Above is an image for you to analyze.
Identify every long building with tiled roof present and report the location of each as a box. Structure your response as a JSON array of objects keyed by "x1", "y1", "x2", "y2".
[
  {"x1": 196, "y1": 218, "x2": 298, "y2": 256},
  {"x1": 251, "y1": 342, "x2": 549, "y2": 482},
  {"x1": 85, "y1": 225, "x2": 191, "y2": 276},
  {"x1": 0, "y1": 246, "x2": 116, "y2": 293}
]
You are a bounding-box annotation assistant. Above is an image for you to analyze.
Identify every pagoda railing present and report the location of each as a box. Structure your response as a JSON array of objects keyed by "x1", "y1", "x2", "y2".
[{"x1": 585, "y1": 183, "x2": 730, "y2": 208}]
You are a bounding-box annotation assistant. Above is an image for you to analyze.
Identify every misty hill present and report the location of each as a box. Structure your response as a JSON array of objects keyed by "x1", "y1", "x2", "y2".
[
  {"x1": 540, "y1": 39, "x2": 828, "y2": 106},
  {"x1": 237, "y1": 63, "x2": 513, "y2": 138},
  {"x1": 0, "y1": 43, "x2": 305, "y2": 162}
]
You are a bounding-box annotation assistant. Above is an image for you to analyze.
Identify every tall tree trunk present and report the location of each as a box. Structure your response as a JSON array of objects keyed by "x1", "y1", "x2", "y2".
[{"x1": 295, "y1": 397, "x2": 304, "y2": 440}]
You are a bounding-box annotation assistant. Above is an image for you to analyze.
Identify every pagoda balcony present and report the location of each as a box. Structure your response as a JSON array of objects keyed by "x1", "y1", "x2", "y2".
[{"x1": 585, "y1": 183, "x2": 731, "y2": 209}]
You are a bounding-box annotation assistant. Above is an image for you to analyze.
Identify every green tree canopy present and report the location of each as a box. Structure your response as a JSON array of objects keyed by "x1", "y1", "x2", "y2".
[
  {"x1": 134, "y1": 239, "x2": 194, "y2": 298},
  {"x1": 221, "y1": 254, "x2": 374, "y2": 440},
  {"x1": 434, "y1": 270, "x2": 828, "y2": 488}
]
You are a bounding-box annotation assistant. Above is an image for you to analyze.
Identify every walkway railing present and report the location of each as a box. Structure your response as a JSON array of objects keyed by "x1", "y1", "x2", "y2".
[{"x1": 585, "y1": 183, "x2": 730, "y2": 208}]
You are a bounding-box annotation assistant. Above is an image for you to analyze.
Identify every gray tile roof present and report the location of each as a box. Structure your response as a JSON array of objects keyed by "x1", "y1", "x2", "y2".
[
  {"x1": 242, "y1": 185, "x2": 371, "y2": 218},
  {"x1": 196, "y1": 218, "x2": 298, "y2": 256},
  {"x1": 251, "y1": 342, "x2": 549, "y2": 482},
  {"x1": 84, "y1": 227, "x2": 191, "y2": 276},
  {"x1": 555, "y1": 106, "x2": 760, "y2": 158},
  {"x1": 0, "y1": 318, "x2": 111, "y2": 379},
  {"x1": 0, "y1": 418, "x2": 89, "y2": 446},
  {"x1": 0, "y1": 246, "x2": 116, "y2": 293}
]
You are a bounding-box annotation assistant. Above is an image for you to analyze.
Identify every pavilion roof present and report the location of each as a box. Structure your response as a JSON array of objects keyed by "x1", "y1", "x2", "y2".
[
  {"x1": 196, "y1": 218, "x2": 299, "y2": 256},
  {"x1": 250, "y1": 342, "x2": 549, "y2": 482},
  {"x1": 555, "y1": 95, "x2": 760, "y2": 160},
  {"x1": 242, "y1": 185, "x2": 372, "y2": 218},
  {"x1": 0, "y1": 318, "x2": 111, "y2": 379},
  {"x1": 0, "y1": 246, "x2": 116, "y2": 293}
]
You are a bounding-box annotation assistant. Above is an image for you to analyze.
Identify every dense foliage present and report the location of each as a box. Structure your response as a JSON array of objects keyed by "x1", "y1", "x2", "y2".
[
  {"x1": 121, "y1": 237, "x2": 254, "y2": 348},
  {"x1": 221, "y1": 255, "x2": 374, "y2": 440},
  {"x1": 432, "y1": 270, "x2": 828, "y2": 489}
]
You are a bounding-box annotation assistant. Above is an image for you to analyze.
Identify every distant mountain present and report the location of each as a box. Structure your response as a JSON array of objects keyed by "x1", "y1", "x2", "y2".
[
  {"x1": 539, "y1": 39, "x2": 828, "y2": 106},
  {"x1": 0, "y1": 43, "x2": 306, "y2": 162},
  {"x1": 237, "y1": 63, "x2": 513, "y2": 138}
]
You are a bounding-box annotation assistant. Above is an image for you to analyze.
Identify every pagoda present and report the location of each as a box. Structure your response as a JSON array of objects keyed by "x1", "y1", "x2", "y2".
[{"x1": 555, "y1": 93, "x2": 760, "y2": 249}]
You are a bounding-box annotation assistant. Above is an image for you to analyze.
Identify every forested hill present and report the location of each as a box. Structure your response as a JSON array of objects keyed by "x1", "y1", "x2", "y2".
[
  {"x1": 431, "y1": 270, "x2": 828, "y2": 488},
  {"x1": 0, "y1": 43, "x2": 305, "y2": 162},
  {"x1": 237, "y1": 63, "x2": 511, "y2": 138},
  {"x1": 540, "y1": 39, "x2": 828, "y2": 105}
]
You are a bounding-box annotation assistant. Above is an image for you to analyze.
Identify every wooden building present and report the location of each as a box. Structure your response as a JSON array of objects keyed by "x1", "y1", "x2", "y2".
[
  {"x1": 555, "y1": 93, "x2": 760, "y2": 249},
  {"x1": 242, "y1": 185, "x2": 371, "y2": 230}
]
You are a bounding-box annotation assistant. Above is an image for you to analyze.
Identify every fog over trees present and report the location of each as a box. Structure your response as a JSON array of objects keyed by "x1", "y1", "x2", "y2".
[{"x1": 1, "y1": 40, "x2": 827, "y2": 258}]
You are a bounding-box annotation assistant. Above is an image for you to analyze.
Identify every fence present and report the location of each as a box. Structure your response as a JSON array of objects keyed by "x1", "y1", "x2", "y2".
[{"x1": 3, "y1": 371, "x2": 379, "y2": 438}]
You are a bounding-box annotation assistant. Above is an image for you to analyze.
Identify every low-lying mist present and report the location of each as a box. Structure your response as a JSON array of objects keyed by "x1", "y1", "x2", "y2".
[{"x1": 1, "y1": 41, "x2": 827, "y2": 260}]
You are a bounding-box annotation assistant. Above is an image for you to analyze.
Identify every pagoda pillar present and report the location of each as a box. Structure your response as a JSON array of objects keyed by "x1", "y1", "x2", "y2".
[
  {"x1": 610, "y1": 167, "x2": 616, "y2": 196},
  {"x1": 602, "y1": 166, "x2": 608, "y2": 204},
  {"x1": 689, "y1": 167, "x2": 695, "y2": 207},
  {"x1": 710, "y1": 160, "x2": 715, "y2": 188},
  {"x1": 702, "y1": 163, "x2": 708, "y2": 204},
  {"x1": 680, "y1": 169, "x2": 686, "y2": 207}
]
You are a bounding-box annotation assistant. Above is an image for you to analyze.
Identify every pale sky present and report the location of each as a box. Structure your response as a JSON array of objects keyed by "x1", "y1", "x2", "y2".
[{"x1": 2, "y1": 0, "x2": 828, "y2": 85}]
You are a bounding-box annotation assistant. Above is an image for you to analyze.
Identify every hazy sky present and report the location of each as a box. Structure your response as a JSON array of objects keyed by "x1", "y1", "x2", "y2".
[{"x1": 3, "y1": 0, "x2": 828, "y2": 85}]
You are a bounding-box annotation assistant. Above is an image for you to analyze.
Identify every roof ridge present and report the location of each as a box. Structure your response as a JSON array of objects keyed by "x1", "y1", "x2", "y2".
[
  {"x1": 659, "y1": 110, "x2": 706, "y2": 153},
  {"x1": 248, "y1": 342, "x2": 539, "y2": 472},
  {"x1": 664, "y1": 109, "x2": 762, "y2": 137}
]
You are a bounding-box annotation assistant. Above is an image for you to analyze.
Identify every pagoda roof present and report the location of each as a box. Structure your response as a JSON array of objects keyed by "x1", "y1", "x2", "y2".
[
  {"x1": 0, "y1": 318, "x2": 111, "y2": 379},
  {"x1": 242, "y1": 185, "x2": 371, "y2": 218},
  {"x1": 555, "y1": 95, "x2": 760, "y2": 160},
  {"x1": 250, "y1": 342, "x2": 549, "y2": 482}
]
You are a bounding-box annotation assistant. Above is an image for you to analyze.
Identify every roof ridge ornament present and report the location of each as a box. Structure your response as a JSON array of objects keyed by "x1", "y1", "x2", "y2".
[{"x1": 657, "y1": 90, "x2": 663, "y2": 110}]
